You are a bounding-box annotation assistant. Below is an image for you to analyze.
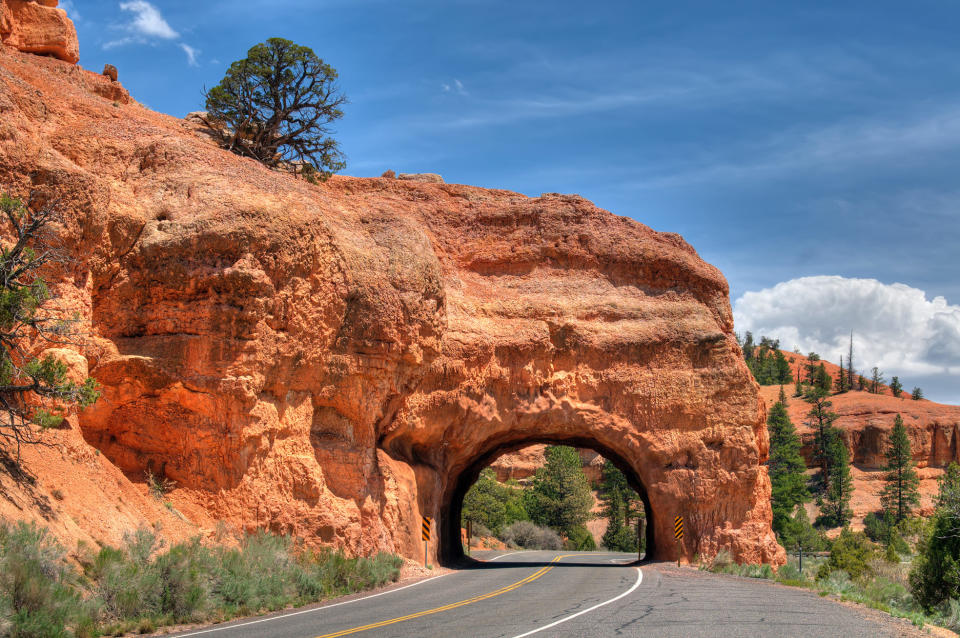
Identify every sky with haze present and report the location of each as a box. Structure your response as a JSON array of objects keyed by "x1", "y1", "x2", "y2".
[{"x1": 62, "y1": 1, "x2": 960, "y2": 403}]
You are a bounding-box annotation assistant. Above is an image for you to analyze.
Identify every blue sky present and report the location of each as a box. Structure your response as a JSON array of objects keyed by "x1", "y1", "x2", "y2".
[{"x1": 65, "y1": 1, "x2": 960, "y2": 402}]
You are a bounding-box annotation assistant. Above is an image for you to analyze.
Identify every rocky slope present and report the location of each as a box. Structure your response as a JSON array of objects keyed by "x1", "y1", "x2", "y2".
[{"x1": 0, "y1": 4, "x2": 782, "y2": 566}]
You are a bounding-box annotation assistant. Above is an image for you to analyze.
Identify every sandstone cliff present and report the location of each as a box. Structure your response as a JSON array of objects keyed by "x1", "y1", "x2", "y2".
[{"x1": 0, "y1": 13, "x2": 783, "y2": 565}]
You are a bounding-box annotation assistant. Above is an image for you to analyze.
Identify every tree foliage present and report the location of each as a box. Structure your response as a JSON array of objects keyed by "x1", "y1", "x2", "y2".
[
  {"x1": 767, "y1": 389, "x2": 810, "y2": 537},
  {"x1": 204, "y1": 38, "x2": 347, "y2": 179},
  {"x1": 461, "y1": 468, "x2": 527, "y2": 535},
  {"x1": 910, "y1": 463, "x2": 960, "y2": 609},
  {"x1": 739, "y1": 332, "x2": 792, "y2": 385},
  {"x1": 524, "y1": 446, "x2": 594, "y2": 539},
  {"x1": 912, "y1": 387, "x2": 924, "y2": 401},
  {"x1": 0, "y1": 195, "x2": 100, "y2": 462},
  {"x1": 817, "y1": 429, "x2": 853, "y2": 528},
  {"x1": 890, "y1": 376, "x2": 903, "y2": 398},
  {"x1": 599, "y1": 460, "x2": 641, "y2": 552},
  {"x1": 881, "y1": 414, "x2": 920, "y2": 522}
]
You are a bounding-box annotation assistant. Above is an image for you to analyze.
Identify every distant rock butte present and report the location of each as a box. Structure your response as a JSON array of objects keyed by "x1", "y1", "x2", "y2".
[
  {"x1": 0, "y1": 0, "x2": 78, "y2": 63},
  {"x1": 0, "y1": 15, "x2": 782, "y2": 566}
]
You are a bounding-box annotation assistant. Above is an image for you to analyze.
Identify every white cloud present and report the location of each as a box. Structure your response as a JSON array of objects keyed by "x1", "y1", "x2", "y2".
[
  {"x1": 179, "y1": 43, "x2": 199, "y2": 66},
  {"x1": 441, "y1": 79, "x2": 468, "y2": 96},
  {"x1": 118, "y1": 0, "x2": 177, "y2": 39},
  {"x1": 733, "y1": 276, "x2": 960, "y2": 385},
  {"x1": 103, "y1": 1, "x2": 198, "y2": 66}
]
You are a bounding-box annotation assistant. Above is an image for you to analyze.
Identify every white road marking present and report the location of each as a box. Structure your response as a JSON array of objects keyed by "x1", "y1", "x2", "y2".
[
  {"x1": 486, "y1": 550, "x2": 536, "y2": 562},
  {"x1": 509, "y1": 566, "x2": 644, "y2": 638},
  {"x1": 171, "y1": 573, "x2": 449, "y2": 637}
]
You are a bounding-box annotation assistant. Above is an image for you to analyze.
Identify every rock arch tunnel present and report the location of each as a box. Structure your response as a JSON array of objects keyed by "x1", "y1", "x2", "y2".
[{"x1": 442, "y1": 438, "x2": 655, "y2": 564}]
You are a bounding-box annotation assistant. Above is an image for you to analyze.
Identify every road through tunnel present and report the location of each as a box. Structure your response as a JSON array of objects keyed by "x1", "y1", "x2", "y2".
[{"x1": 441, "y1": 439, "x2": 654, "y2": 565}]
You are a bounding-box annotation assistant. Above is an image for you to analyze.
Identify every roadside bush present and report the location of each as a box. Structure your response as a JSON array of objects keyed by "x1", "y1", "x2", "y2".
[
  {"x1": 0, "y1": 517, "x2": 403, "y2": 636},
  {"x1": 817, "y1": 528, "x2": 877, "y2": 581},
  {"x1": 565, "y1": 525, "x2": 596, "y2": 551},
  {"x1": 499, "y1": 521, "x2": 562, "y2": 550},
  {"x1": 911, "y1": 463, "x2": 960, "y2": 610},
  {"x1": 0, "y1": 520, "x2": 83, "y2": 638},
  {"x1": 703, "y1": 550, "x2": 772, "y2": 579}
]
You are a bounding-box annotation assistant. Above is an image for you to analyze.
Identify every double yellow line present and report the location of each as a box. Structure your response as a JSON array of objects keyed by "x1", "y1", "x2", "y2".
[{"x1": 314, "y1": 554, "x2": 578, "y2": 638}]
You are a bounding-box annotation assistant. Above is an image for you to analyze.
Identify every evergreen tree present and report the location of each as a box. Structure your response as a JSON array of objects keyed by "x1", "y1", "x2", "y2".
[
  {"x1": 767, "y1": 387, "x2": 810, "y2": 536},
  {"x1": 804, "y1": 353, "x2": 821, "y2": 385},
  {"x1": 837, "y1": 355, "x2": 846, "y2": 393},
  {"x1": 910, "y1": 463, "x2": 960, "y2": 609},
  {"x1": 912, "y1": 387, "x2": 924, "y2": 401},
  {"x1": 773, "y1": 350, "x2": 793, "y2": 385},
  {"x1": 804, "y1": 388, "x2": 838, "y2": 492},
  {"x1": 870, "y1": 367, "x2": 885, "y2": 394},
  {"x1": 858, "y1": 374, "x2": 867, "y2": 391},
  {"x1": 881, "y1": 414, "x2": 920, "y2": 522},
  {"x1": 794, "y1": 377, "x2": 803, "y2": 397},
  {"x1": 462, "y1": 468, "x2": 528, "y2": 535},
  {"x1": 847, "y1": 332, "x2": 855, "y2": 392},
  {"x1": 814, "y1": 363, "x2": 833, "y2": 393},
  {"x1": 818, "y1": 429, "x2": 853, "y2": 527},
  {"x1": 524, "y1": 446, "x2": 594, "y2": 538},
  {"x1": 598, "y1": 460, "x2": 641, "y2": 552},
  {"x1": 890, "y1": 376, "x2": 903, "y2": 398}
]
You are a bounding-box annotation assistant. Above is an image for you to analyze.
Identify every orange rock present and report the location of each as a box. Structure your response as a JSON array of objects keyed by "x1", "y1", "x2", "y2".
[
  {"x1": 0, "y1": 42, "x2": 783, "y2": 567},
  {"x1": 0, "y1": 0, "x2": 78, "y2": 64}
]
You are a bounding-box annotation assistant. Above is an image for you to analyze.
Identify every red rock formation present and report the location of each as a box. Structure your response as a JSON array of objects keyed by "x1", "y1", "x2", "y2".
[
  {"x1": 0, "y1": 0, "x2": 78, "y2": 63},
  {"x1": 0, "y1": 21, "x2": 783, "y2": 566}
]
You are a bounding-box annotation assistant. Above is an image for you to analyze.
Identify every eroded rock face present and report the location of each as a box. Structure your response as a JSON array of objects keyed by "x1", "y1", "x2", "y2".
[
  {"x1": 0, "y1": 42, "x2": 783, "y2": 565},
  {"x1": 0, "y1": 0, "x2": 78, "y2": 63}
]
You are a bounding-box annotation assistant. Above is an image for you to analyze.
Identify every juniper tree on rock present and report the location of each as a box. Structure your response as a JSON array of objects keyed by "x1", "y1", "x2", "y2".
[
  {"x1": 204, "y1": 38, "x2": 347, "y2": 179},
  {"x1": 912, "y1": 387, "x2": 924, "y2": 401},
  {"x1": 0, "y1": 194, "x2": 100, "y2": 463},
  {"x1": 767, "y1": 387, "x2": 810, "y2": 536},
  {"x1": 881, "y1": 414, "x2": 920, "y2": 522}
]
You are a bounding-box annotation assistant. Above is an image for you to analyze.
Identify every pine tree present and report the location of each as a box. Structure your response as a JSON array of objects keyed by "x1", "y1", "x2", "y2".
[
  {"x1": 881, "y1": 414, "x2": 920, "y2": 522},
  {"x1": 870, "y1": 367, "x2": 885, "y2": 394},
  {"x1": 767, "y1": 387, "x2": 810, "y2": 536},
  {"x1": 794, "y1": 377, "x2": 803, "y2": 397},
  {"x1": 847, "y1": 332, "x2": 855, "y2": 392},
  {"x1": 912, "y1": 387, "x2": 924, "y2": 401},
  {"x1": 858, "y1": 374, "x2": 867, "y2": 391},
  {"x1": 804, "y1": 388, "x2": 838, "y2": 493},
  {"x1": 524, "y1": 446, "x2": 594, "y2": 537},
  {"x1": 814, "y1": 363, "x2": 833, "y2": 393},
  {"x1": 890, "y1": 376, "x2": 903, "y2": 398},
  {"x1": 837, "y1": 355, "x2": 846, "y2": 393},
  {"x1": 819, "y1": 428, "x2": 853, "y2": 527},
  {"x1": 599, "y1": 460, "x2": 639, "y2": 552}
]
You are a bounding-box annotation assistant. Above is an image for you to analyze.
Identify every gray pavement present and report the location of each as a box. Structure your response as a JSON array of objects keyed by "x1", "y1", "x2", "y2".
[{"x1": 168, "y1": 550, "x2": 922, "y2": 637}]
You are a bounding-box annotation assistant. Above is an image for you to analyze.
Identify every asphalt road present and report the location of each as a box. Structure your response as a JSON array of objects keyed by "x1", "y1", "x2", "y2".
[{"x1": 168, "y1": 550, "x2": 923, "y2": 638}]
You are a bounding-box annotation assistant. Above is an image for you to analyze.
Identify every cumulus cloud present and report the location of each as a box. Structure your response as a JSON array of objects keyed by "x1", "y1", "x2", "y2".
[{"x1": 733, "y1": 276, "x2": 960, "y2": 384}]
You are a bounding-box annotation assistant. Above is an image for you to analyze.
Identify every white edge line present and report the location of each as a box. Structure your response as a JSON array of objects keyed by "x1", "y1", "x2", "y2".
[
  {"x1": 172, "y1": 573, "x2": 449, "y2": 637},
  {"x1": 509, "y1": 567, "x2": 643, "y2": 638},
  {"x1": 486, "y1": 550, "x2": 535, "y2": 562}
]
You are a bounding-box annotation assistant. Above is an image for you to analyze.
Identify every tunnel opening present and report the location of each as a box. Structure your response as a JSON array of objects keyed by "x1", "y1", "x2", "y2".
[{"x1": 439, "y1": 437, "x2": 655, "y2": 566}]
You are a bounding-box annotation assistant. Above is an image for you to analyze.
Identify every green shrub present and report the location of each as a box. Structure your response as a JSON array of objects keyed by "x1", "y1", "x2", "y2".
[
  {"x1": 565, "y1": 525, "x2": 596, "y2": 551},
  {"x1": 0, "y1": 520, "x2": 80, "y2": 638},
  {"x1": 818, "y1": 528, "x2": 877, "y2": 581},
  {"x1": 910, "y1": 463, "x2": 960, "y2": 609}
]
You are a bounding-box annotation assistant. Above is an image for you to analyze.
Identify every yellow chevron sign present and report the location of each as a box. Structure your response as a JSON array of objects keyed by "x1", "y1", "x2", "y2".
[
  {"x1": 421, "y1": 516, "x2": 432, "y2": 541},
  {"x1": 674, "y1": 515, "x2": 684, "y2": 540}
]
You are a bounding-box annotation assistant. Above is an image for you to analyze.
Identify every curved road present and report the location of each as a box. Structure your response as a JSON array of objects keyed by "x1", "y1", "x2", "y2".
[{"x1": 170, "y1": 550, "x2": 925, "y2": 638}]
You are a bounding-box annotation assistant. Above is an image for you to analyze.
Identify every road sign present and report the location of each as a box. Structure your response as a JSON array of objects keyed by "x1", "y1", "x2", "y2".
[
  {"x1": 674, "y1": 515, "x2": 684, "y2": 540},
  {"x1": 422, "y1": 516, "x2": 432, "y2": 541}
]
